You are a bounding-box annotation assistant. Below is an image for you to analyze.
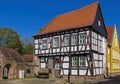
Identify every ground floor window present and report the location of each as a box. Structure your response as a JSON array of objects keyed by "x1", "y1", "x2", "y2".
[
  {"x1": 72, "y1": 57, "x2": 77, "y2": 66},
  {"x1": 26, "y1": 69, "x2": 31, "y2": 73},
  {"x1": 40, "y1": 57, "x2": 46, "y2": 62},
  {"x1": 72, "y1": 56, "x2": 86, "y2": 67},
  {"x1": 79, "y1": 57, "x2": 86, "y2": 67}
]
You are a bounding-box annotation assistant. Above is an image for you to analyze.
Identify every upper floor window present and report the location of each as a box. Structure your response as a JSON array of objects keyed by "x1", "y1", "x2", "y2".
[
  {"x1": 64, "y1": 35, "x2": 69, "y2": 46},
  {"x1": 53, "y1": 36, "x2": 59, "y2": 48},
  {"x1": 79, "y1": 34, "x2": 86, "y2": 44},
  {"x1": 98, "y1": 20, "x2": 101, "y2": 26},
  {"x1": 42, "y1": 38, "x2": 48, "y2": 49},
  {"x1": 71, "y1": 35, "x2": 77, "y2": 45}
]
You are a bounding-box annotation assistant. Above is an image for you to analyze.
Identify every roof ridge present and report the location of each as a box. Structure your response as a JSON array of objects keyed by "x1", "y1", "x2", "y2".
[{"x1": 58, "y1": 2, "x2": 99, "y2": 17}]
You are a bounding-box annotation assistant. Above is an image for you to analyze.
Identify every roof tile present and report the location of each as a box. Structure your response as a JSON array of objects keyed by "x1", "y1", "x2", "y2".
[
  {"x1": 23, "y1": 54, "x2": 34, "y2": 62},
  {"x1": 36, "y1": 2, "x2": 99, "y2": 35},
  {"x1": 0, "y1": 47, "x2": 24, "y2": 62},
  {"x1": 106, "y1": 26, "x2": 114, "y2": 43}
]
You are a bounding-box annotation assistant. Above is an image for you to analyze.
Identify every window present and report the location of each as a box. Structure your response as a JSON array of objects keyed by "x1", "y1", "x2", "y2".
[
  {"x1": 79, "y1": 57, "x2": 86, "y2": 66},
  {"x1": 72, "y1": 57, "x2": 77, "y2": 67},
  {"x1": 40, "y1": 57, "x2": 45, "y2": 62},
  {"x1": 26, "y1": 69, "x2": 30, "y2": 73},
  {"x1": 98, "y1": 20, "x2": 101, "y2": 26},
  {"x1": 72, "y1": 56, "x2": 86, "y2": 67},
  {"x1": 79, "y1": 34, "x2": 86, "y2": 44},
  {"x1": 42, "y1": 39, "x2": 48, "y2": 49},
  {"x1": 71, "y1": 35, "x2": 77, "y2": 45},
  {"x1": 64, "y1": 35, "x2": 69, "y2": 46},
  {"x1": 53, "y1": 37, "x2": 59, "y2": 47}
]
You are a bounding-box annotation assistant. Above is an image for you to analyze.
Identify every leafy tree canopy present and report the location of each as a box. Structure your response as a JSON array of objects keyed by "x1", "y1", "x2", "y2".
[
  {"x1": 0, "y1": 27, "x2": 23, "y2": 54},
  {"x1": 22, "y1": 37, "x2": 34, "y2": 54}
]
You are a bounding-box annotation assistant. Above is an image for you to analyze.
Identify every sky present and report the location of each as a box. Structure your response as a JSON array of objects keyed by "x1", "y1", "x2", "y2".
[{"x1": 0, "y1": 0, "x2": 120, "y2": 43}]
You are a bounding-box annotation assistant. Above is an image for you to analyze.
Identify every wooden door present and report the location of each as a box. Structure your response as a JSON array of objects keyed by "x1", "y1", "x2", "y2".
[{"x1": 55, "y1": 58, "x2": 60, "y2": 78}]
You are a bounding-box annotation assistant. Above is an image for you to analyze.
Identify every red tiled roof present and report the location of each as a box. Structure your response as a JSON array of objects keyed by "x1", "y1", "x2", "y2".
[
  {"x1": 36, "y1": 2, "x2": 99, "y2": 35},
  {"x1": 0, "y1": 47, "x2": 24, "y2": 62},
  {"x1": 23, "y1": 54, "x2": 34, "y2": 62},
  {"x1": 106, "y1": 26, "x2": 114, "y2": 43}
]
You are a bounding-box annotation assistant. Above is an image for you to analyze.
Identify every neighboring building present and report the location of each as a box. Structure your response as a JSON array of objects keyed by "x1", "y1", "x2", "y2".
[
  {"x1": 0, "y1": 47, "x2": 25, "y2": 79},
  {"x1": 34, "y1": 2, "x2": 107, "y2": 79},
  {"x1": 23, "y1": 54, "x2": 34, "y2": 77},
  {"x1": 106, "y1": 25, "x2": 120, "y2": 76}
]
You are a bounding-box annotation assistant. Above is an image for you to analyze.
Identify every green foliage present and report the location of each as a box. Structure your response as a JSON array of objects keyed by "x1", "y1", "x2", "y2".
[
  {"x1": 23, "y1": 44, "x2": 34, "y2": 54},
  {"x1": 0, "y1": 27, "x2": 23, "y2": 54},
  {"x1": 22, "y1": 37, "x2": 34, "y2": 54}
]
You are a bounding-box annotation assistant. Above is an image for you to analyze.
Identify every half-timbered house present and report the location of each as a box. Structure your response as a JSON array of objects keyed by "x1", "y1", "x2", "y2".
[{"x1": 34, "y1": 2, "x2": 107, "y2": 79}]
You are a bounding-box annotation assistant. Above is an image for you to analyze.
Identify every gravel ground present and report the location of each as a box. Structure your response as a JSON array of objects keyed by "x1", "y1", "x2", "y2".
[
  {"x1": 0, "y1": 78, "x2": 65, "y2": 84},
  {"x1": 0, "y1": 76, "x2": 120, "y2": 84}
]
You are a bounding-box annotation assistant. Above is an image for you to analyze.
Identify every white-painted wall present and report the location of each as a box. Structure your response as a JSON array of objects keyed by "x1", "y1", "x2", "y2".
[
  {"x1": 34, "y1": 30, "x2": 90, "y2": 55},
  {"x1": 102, "y1": 37, "x2": 106, "y2": 73}
]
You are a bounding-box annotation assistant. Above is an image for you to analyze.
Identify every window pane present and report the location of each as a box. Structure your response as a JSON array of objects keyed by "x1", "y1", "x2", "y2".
[
  {"x1": 41, "y1": 57, "x2": 45, "y2": 62},
  {"x1": 64, "y1": 35, "x2": 69, "y2": 46},
  {"x1": 71, "y1": 35, "x2": 77, "y2": 45},
  {"x1": 53, "y1": 37, "x2": 59, "y2": 47},
  {"x1": 79, "y1": 34, "x2": 86, "y2": 44},
  {"x1": 79, "y1": 57, "x2": 85, "y2": 66},
  {"x1": 72, "y1": 57, "x2": 77, "y2": 67},
  {"x1": 42, "y1": 39, "x2": 48, "y2": 49}
]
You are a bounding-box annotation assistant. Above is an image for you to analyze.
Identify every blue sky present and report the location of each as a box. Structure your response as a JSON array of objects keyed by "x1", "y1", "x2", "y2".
[{"x1": 0, "y1": 0, "x2": 120, "y2": 43}]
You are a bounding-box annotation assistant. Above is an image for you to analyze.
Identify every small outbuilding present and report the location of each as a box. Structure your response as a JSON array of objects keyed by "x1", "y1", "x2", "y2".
[
  {"x1": 0, "y1": 47, "x2": 25, "y2": 79},
  {"x1": 23, "y1": 54, "x2": 34, "y2": 77}
]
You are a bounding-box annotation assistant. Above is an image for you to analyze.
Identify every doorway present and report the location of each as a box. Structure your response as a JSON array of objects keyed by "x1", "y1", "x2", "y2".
[
  {"x1": 55, "y1": 58, "x2": 60, "y2": 78},
  {"x1": 3, "y1": 64, "x2": 11, "y2": 79}
]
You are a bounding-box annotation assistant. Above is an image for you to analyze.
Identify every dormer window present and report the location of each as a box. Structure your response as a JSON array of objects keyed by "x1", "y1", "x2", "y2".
[{"x1": 98, "y1": 20, "x2": 101, "y2": 26}]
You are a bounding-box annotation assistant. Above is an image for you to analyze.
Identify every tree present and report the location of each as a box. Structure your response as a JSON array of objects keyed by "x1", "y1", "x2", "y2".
[
  {"x1": 0, "y1": 27, "x2": 23, "y2": 54},
  {"x1": 22, "y1": 37, "x2": 34, "y2": 54}
]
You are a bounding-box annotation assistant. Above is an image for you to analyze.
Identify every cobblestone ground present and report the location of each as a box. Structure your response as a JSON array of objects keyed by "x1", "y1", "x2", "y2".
[{"x1": 0, "y1": 76, "x2": 120, "y2": 84}]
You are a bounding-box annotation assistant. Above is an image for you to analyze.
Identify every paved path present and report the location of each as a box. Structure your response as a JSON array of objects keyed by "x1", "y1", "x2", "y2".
[{"x1": 0, "y1": 76, "x2": 120, "y2": 84}]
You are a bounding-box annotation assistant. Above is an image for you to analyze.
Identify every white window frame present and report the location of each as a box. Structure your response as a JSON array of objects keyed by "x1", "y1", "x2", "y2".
[
  {"x1": 79, "y1": 57, "x2": 86, "y2": 67},
  {"x1": 42, "y1": 38, "x2": 48, "y2": 49},
  {"x1": 53, "y1": 36, "x2": 60, "y2": 48},
  {"x1": 64, "y1": 35, "x2": 69, "y2": 46},
  {"x1": 79, "y1": 34, "x2": 86, "y2": 44},
  {"x1": 71, "y1": 35, "x2": 77, "y2": 45},
  {"x1": 72, "y1": 57, "x2": 77, "y2": 67}
]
